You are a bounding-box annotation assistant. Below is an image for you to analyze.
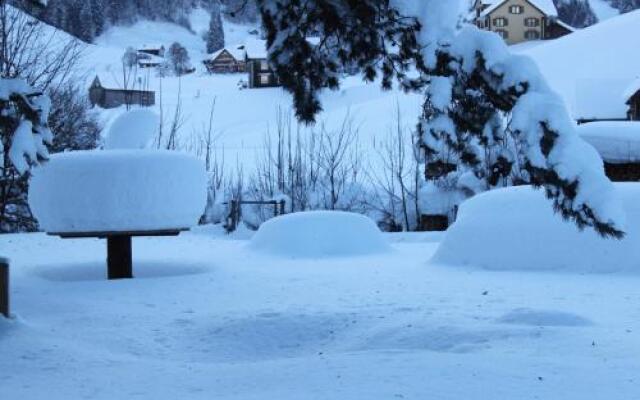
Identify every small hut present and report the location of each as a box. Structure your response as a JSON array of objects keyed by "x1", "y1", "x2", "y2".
[{"x1": 88, "y1": 76, "x2": 155, "y2": 109}]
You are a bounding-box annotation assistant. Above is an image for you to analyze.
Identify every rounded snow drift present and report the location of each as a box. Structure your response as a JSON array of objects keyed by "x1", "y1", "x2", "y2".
[
  {"x1": 29, "y1": 150, "x2": 207, "y2": 233},
  {"x1": 249, "y1": 211, "x2": 391, "y2": 258},
  {"x1": 431, "y1": 184, "x2": 640, "y2": 273},
  {"x1": 105, "y1": 109, "x2": 159, "y2": 150}
]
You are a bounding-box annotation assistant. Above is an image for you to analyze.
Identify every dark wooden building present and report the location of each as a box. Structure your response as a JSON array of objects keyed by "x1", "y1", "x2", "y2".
[
  {"x1": 89, "y1": 77, "x2": 155, "y2": 109},
  {"x1": 245, "y1": 39, "x2": 280, "y2": 88},
  {"x1": 204, "y1": 48, "x2": 246, "y2": 73}
]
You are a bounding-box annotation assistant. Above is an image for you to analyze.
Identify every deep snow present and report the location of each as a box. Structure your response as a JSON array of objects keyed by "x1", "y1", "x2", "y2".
[{"x1": 1, "y1": 228, "x2": 640, "y2": 399}]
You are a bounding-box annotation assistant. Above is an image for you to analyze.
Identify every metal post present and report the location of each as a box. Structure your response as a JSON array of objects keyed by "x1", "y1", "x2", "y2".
[
  {"x1": 107, "y1": 236, "x2": 133, "y2": 279},
  {"x1": 0, "y1": 257, "x2": 9, "y2": 318}
]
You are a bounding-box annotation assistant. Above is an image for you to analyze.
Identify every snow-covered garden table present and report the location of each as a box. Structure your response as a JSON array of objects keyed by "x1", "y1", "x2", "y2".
[{"x1": 29, "y1": 150, "x2": 207, "y2": 280}]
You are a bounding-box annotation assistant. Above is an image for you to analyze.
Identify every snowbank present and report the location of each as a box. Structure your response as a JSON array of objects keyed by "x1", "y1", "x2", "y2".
[
  {"x1": 29, "y1": 150, "x2": 207, "y2": 233},
  {"x1": 431, "y1": 184, "x2": 640, "y2": 273},
  {"x1": 249, "y1": 211, "x2": 391, "y2": 258},
  {"x1": 577, "y1": 122, "x2": 640, "y2": 163},
  {"x1": 104, "y1": 109, "x2": 159, "y2": 150}
]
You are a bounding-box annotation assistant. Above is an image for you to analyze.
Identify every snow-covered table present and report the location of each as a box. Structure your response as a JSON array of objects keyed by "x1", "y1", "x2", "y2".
[{"x1": 28, "y1": 150, "x2": 208, "y2": 280}]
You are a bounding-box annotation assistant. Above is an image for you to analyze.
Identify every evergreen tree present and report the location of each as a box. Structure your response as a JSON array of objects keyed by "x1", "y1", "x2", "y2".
[
  {"x1": 256, "y1": 0, "x2": 624, "y2": 238},
  {"x1": 206, "y1": 0, "x2": 224, "y2": 54},
  {"x1": 554, "y1": 0, "x2": 598, "y2": 28}
]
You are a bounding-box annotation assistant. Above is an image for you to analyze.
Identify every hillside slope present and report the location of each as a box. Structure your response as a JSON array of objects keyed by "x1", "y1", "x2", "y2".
[{"x1": 522, "y1": 10, "x2": 639, "y2": 119}]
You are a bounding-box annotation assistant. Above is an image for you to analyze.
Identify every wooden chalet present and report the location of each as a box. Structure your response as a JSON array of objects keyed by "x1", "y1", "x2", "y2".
[
  {"x1": 204, "y1": 47, "x2": 246, "y2": 73},
  {"x1": 245, "y1": 38, "x2": 279, "y2": 88},
  {"x1": 472, "y1": 0, "x2": 573, "y2": 44},
  {"x1": 89, "y1": 76, "x2": 155, "y2": 109},
  {"x1": 138, "y1": 44, "x2": 165, "y2": 58}
]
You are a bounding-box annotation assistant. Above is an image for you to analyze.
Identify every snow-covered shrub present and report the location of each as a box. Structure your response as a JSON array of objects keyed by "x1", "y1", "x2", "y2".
[
  {"x1": 432, "y1": 183, "x2": 640, "y2": 273},
  {"x1": 29, "y1": 150, "x2": 207, "y2": 233},
  {"x1": 250, "y1": 211, "x2": 391, "y2": 258}
]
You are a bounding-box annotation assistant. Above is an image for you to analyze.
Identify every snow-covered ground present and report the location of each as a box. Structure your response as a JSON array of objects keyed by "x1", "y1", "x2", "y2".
[{"x1": 2, "y1": 226, "x2": 640, "y2": 399}]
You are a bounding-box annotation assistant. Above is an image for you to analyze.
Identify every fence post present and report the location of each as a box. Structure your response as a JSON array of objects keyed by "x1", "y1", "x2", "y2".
[
  {"x1": 0, "y1": 257, "x2": 9, "y2": 318},
  {"x1": 279, "y1": 200, "x2": 285, "y2": 216}
]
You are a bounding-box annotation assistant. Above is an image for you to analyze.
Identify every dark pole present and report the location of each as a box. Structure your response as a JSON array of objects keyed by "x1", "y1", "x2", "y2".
[
  {"x1": 279, "y1": 200, "x2": 285, "y2": 216},
  {"x1": 0, "y1": 257, "x2": 8, "y2": 318},
  {"x1": 107, "y1": 235, "x2": 133, "y2": 279}
]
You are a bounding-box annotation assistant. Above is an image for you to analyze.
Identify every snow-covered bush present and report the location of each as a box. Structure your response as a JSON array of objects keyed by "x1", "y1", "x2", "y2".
[
  {"x1": 29, "y1": 150, "x2": 207, "y2": 233},
  {"x1": 432, "y1": 183, "x2": 640, "y2": 273},
  {"x1": 250, "y1": 211, "x2": 391, "y2": 258}
]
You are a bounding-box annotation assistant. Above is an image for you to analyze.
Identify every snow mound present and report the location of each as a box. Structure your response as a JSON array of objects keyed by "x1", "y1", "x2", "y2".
[
  {"x1": 249, "y1": 211, "x2": 391, "y2": 258},
  {"x1": 29, "y1": 150, "x2": 207, "y2": 233},
  {"x1": 105, "y1": 109, "x2": 158, "y2": 150},
  {"x1": 497, "y1": 309, "x2": 592, "y2": 327},
  {"x1": 431, "y1": 184, "x2": 640, "y2": 273}
]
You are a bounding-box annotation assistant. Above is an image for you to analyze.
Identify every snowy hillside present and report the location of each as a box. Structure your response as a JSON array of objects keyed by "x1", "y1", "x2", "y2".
[
  {"x1": 82, "y1": 10, "x2": 423, "y2": 172},
  {"x1": 521, "y1": 10, "x2": 640, "y2": 120}
]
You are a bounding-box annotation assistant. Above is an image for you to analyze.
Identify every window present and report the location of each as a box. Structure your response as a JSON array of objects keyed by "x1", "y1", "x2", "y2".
[
  {"x1": 260, "y1": 74, "x2": 270, "y2": 85},
  {"x1": 509, "y1": 5, "x2": 524, "y2": 14},
  {"x1": 495, "y1": 29, "x2": 509, "y2": 39},
  {"x1": 524, "y1": 17, "x2": 540, "y2": 27},
  {"x1": 260, "y1": 60, "x2": 269, "y2": 70},
  {"x1": 524, "y1": 30, "x2": 540, "y2": 40},
  {"x1": 493, "y1": 17, "x2": 508, "y2": 27}
]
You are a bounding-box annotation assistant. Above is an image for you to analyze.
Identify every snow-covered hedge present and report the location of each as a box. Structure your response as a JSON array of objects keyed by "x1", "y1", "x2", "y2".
[
  {"x1": 250, "y1": 211, "x2": 391, "y2": 258},
  {"x1": 431, "y1": 184, "x2": 640, "y2": 273},
  {"x1": 29, "y1": 150, "x2": 207, "y2": 233}
]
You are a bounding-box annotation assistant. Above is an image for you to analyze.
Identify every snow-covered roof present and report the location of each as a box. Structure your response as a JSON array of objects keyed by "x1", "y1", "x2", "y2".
[
  {"x1": 624, "y1": 78, "x2": 640, "y2": 101},
  {"x1": 244, "y1": 38, "x2": 267, "y2": 59},
  {"x1": 208, "y1": 46, "x2": 246, "y2": 62},
  {"x1": 481, "y1": 0, "x2": 558, "y2": 17},
  {"x1": 578, "y1": 122, "x2": 640, "y2": 163},
  {"x1": 553, "y1": 19, "x2": 577, "y2": 32},
  {"x1": 574, "y1": 79, "x2": 630, "y2": 121},
  {"x1": 139, "y1": 44, "x2": 165, "y2": 51}
]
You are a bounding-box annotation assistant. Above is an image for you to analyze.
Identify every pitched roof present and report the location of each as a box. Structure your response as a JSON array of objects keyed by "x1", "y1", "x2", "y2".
[
  {"x1": 481, "y1": 0, "x2": 558, "y2": 17},
  {"x1": 624, "y1": 78, "x2": 640, "y2": 101},
  {"x1": 574, "y1": 79, "x2": 630, "y2": 121},
  {"x1": 207, "y1": 46, "x2": 246, "y2": 62}
]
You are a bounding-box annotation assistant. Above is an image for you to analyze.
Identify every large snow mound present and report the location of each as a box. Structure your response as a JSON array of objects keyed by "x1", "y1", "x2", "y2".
[
  {"x1": 29, "y1": 150, "x2": 207, "y2": 233},
  {"x1": 431, "y1": 184, "x2": 640, "y2": 273},
  {"x1": 250, "y1": 211, "x2": 391, "y2": 258},
  {"x1": 104, "y1": 109, "x2": 159, "y2": 150}
]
